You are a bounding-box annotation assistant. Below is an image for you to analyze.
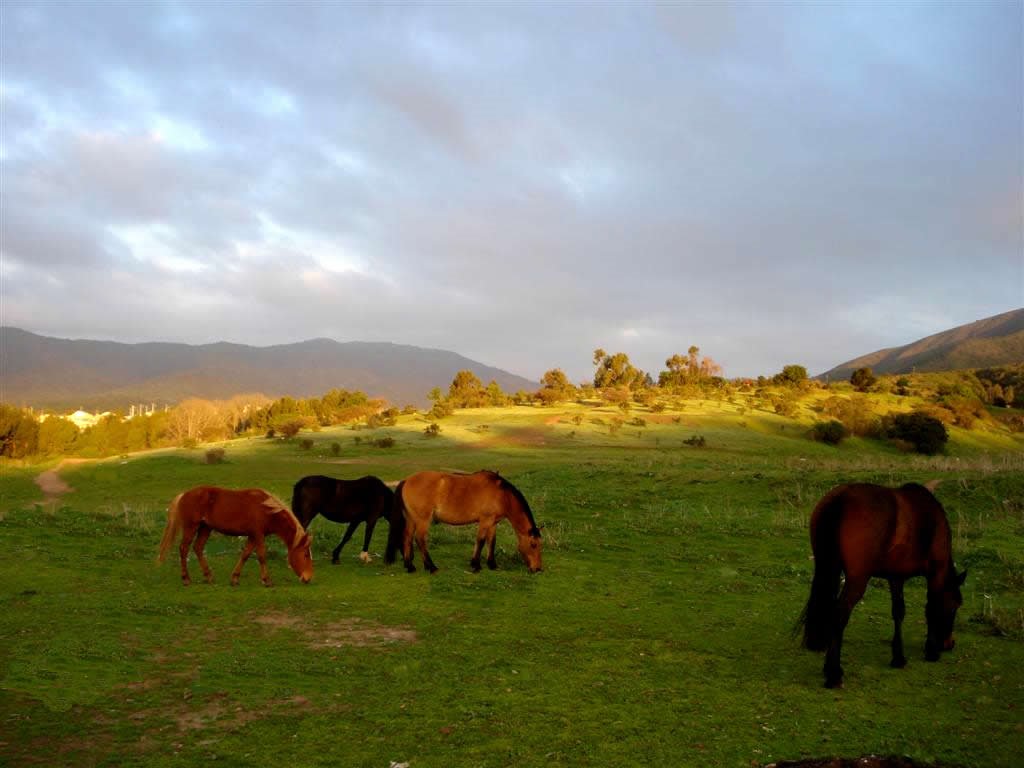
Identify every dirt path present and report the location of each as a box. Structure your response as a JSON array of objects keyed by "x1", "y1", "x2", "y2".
[{"x1": 34, "y1": 459, "x2": 87, "y2": 501}]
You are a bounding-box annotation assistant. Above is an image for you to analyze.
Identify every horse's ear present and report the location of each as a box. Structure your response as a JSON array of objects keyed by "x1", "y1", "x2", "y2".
[{"x1": 957, "y1": 569, "x2": 967, "y2": 586}]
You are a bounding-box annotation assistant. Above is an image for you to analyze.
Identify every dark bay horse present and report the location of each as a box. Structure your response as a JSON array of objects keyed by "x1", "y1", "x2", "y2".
[
  {"x1": 386, "y1": 470, "x2": 543, "y2": 573},
  {"x1": 799, "y1": 482, "x2": 966, "y2": 688},
  {"x1": 158, "y1": 486, "x2": 314, "y2": 586},
  {"x1": 291, "y1": 475, "x2": 396, "y2": 564}
]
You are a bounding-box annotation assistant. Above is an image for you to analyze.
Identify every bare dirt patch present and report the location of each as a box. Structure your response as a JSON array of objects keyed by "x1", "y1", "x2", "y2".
[
  {"x1": 34, "y1": 459, "x2": 83, "y2": 500},
  {"x1": 253, "y1": 610, "x2": 417, "y2": 648}
]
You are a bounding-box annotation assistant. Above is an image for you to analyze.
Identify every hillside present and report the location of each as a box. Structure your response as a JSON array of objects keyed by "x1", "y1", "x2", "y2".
[
  {"x1": 0, "y1": 328, "x2": 537, "y2": 410},
  {"x1": 818, "y1": 308, "x2": 1024, "y2": 380}
]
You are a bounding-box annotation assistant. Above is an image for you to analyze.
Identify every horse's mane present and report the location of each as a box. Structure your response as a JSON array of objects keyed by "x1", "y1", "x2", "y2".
[
  {"x1": 261, "y1": 492, "x2": 306, "y2": 546},
  {"x1": 497, "y1": 476, "x2": 540, "y2": 537}
]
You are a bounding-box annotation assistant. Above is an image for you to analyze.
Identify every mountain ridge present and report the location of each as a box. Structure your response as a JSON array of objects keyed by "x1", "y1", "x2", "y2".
[
  {"x1": 0, "y1": 328, "x2": 538, "y2": 411},
  {"x1": 818, "y1": 308, "x2": 1024, "y2": 380}
]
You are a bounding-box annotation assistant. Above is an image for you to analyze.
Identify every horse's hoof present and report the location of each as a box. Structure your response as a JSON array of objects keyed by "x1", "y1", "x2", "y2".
[
  {"x1": 428, "y1": 566, "x2": 439, "y2": 574},
  {"x1": 890, "y1": 656, "x2": 907, "y2": 669},
  {"x1": 824, "y1": 678, "x2": 844, "y2": 689},
  {"x1": 182, "y1": 579, "x2": 191, "y2": 586},
  {"x1": 487, "y1": 561, "x2": 497, "y2": 571},
  {"x1": 359, "y1": 552, "x2": 372, "y2": 564},
  {"x1": 331, "y1": 558, "x2": 340, "y2": 565},
  {"x1": 405, "y1": 565, "x2": 416, "y2": 574},
  {"x1": 470, "y1": 561, "x2": 481, "y2": 573},
  {"x1": 262, "y1": 580, "x2": 273, "y2": 588},
  {"x1": 230, "y1": 579, "x2": 239, "y2": 587},
  {"x1": 925, "y1": 651, "x2": 940, "y2": 662}
]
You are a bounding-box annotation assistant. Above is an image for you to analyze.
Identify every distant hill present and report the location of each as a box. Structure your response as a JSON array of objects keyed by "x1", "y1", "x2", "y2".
[
  {"x1": 818, "y1": 308, "x2": 1024, "y2": 380},
  {"x1": 0, "y1": 328, "x2": 538, "y2": 411}
]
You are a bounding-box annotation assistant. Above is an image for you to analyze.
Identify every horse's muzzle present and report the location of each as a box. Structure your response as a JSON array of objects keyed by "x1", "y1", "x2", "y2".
[{"x1": 301, "y1": 575, "x2": 312, "y2": 584}]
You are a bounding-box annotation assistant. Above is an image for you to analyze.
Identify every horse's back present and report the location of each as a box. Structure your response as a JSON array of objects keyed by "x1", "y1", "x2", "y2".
[
  {"x1": 401, "y1": 470, "x2": 504, "y2": 525},
  {"x1": 813, "y1": 482, "x2": 946, "y2": 580},
  {"x1": 179, "y1": 485, "x2": 278, "y2": 535}
]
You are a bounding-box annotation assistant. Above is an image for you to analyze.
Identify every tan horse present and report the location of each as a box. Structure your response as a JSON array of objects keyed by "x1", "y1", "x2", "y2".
[
  {"x1": 387, "y1": 470, "x2": 542, "y2": 573},
  {"x1": 158, "y1": 486, "x2": 314, "y2": 586}
]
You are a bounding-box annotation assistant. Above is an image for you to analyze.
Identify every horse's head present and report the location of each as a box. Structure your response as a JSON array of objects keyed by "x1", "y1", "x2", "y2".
[
  {"x1": 517, "y1": 528, "x2": 543, "y2": 573},
  {"x1": 289, "y1": 532, "x2": 314, "y2": 584},
  {"x1": 927, "y1": 568, "x2": 966, "y2": 658}
]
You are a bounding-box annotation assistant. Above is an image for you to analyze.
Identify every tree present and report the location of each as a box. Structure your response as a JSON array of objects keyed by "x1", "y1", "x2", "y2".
[
  {"x1": 850, "y1": 367, "x2": 877, "y2": 392},
  {"x1": 486, "y1": 380, "x2": 509, "y2": 407},
  {"x1": 593, "y1": 349, "x2": 646, "y2": 390},
  {"x1": 167, "y1": 399, "x2": 220, "y2": 445},
  {"x1": 773, "y1": 365, "x2": 808, "y2": 387},
  {"x1": 448, "y1": 370, "x2": 488, "y2": 408},
  {"x1": 537, "y1": 368, "x2": 574, "y2": 404},
  {"x1": 37, "y1": 417, "x2": 80, "y2": 456},
  {"x1": 880, "y1": 412, "x2": 948, "y2": 455},
  {"x1": 0, "y1": 405, "x2": 39, "y2": 458}
]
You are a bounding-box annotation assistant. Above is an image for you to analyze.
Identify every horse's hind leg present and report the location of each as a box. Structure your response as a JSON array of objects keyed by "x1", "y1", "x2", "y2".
[
  {"x1": 470, "y1": 523, "x2": 487, "y2": 572},
  {"x1": 403, "y1": 520, "x2": 416, "y2": 573},
  {"x1": 486, "y1": 530, "x2": 498, "y2": 570},
  {"x1": 333, "y1": 521, "x2": 360, "y2": 564},
  {"x1": 179, "y1": 523, "x2": 199, "y2": 585},
  {"x1": 415, "y1": 525, "x2": 437, "y2": 574},
  {"x1": 360, "y1": 515, "x2": 379, "y2": 563},
  {"x1": 253, "y1": 536, "x2": 272, "y2": 586},
  {"x1": 230, "y1": 538, "x2": 257, "y2": 586},
  {"x1": 889, "y1": 579, "x2": 907, "y2": 668},
  {"x1": 824, "y1": 576, "x2": 866, "y2": 688},
  {"x1": 193, "y1": 525, "x2": 215, "y2": 584}
]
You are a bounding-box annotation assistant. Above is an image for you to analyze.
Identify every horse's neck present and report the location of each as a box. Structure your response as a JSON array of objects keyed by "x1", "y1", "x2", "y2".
[
  {"x1": 505, "y1": 503, "x2": 533, "y2": 537},
  {"x1": 267, "y1": 511, "x2": 300, "y2": 548}
]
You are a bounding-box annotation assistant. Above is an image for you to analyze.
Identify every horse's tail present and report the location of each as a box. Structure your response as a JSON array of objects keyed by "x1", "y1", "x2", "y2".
[
  {"x1": 797, "y1": 491, "x2": 845, "y2": 651},
  {"x1": 158, "y1": 492, "x2": 185, "y2": 563},
  {"x1": 385, "y1": 481, "x2": 406, "y2": 565}
]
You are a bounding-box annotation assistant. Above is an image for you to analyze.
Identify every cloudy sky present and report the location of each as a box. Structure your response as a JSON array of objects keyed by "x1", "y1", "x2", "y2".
[{"x1": 2, "y1": 2, "x2": 1021, "y2": 382}]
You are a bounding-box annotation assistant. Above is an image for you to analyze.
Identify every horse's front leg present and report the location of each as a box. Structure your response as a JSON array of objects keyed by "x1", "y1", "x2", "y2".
[
  {"x1": 889, "y1": 579, "x2": 907, "y2": 668},
  {"x1": 230, "y1": 538, "x2": 257, "y2": 586},
  {"x1": 193, "y1": 525, "x2": 215, "y2": 584},
  {"x1": 333, "y1": 521, "x2": 360, "y2": 564},
  {"x1": 254, "y1": 537, "x2": 272, "y2": 586},
  {"x1": 824, "y1": 578, "x2": 866, "y2": 688}
]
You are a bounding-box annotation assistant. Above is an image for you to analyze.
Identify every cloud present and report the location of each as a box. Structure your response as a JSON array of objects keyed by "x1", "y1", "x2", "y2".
[{"x1": 1, "y1": 2, "x2": 1020, "y2": 382}]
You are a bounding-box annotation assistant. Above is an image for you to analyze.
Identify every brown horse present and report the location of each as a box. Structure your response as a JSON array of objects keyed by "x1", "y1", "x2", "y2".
[
  {"x1": 798, "y1": 482, "x2": 966, "y2": 688},
  {"x1": 386, "y1": 470, "x2": 543, "y2": 573},
  {"x1": 158, "y1": 486, "x2": 314, "y2": 586}
]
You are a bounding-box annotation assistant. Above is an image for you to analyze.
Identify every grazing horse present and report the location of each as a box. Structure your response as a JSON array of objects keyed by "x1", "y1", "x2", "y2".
[
  {"x1": 798, "y1": 482, "x2": 966, "y2": 688},
  {"x1": 386, "y1": 470, "x2": 543, "y2": 573},
  {"x1": 158, "y1": 486, "x2": 314, "y2": 586},
  {"x1": 291, "y1": 475, "x2": 396, "y2": 564}
]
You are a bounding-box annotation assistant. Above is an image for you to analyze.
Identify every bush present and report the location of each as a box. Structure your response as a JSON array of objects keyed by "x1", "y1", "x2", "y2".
[
  {"x1": 683, "y1": 434, "x2": 706, "y2": 448},
  {"x1": 265, "y1": 428, "x2": 276, "y2": 439},
  {"x1": 630, "y1": 417, "x2": 646, "y2": 427},
  {"x1": 299, "y1": 439, "x2": 314, "y2": 450},
  {"x1": 810, "y1": 420, "x2": 848, "y2": 446},
  {"x1": 424, "y1": 423, "x2": 441, "y2": 438},
  {"x1": 204, "y1": 448, "x2": 226, "y2": 464},
  {"x1": 330, "y1": 442, "x2": 341, "y2": 456},
  {"x1": 374, "y1": 437, "x2": 395, "y2": 449},
  {"x1": 879, "y1": 412, "x2": 949, "y2": 455},
  {"x1": 277, "y1": 419, "x2": 304, "y2": 438},
  {"x1": 651, "y1": 402, "x2": 666, "y2": 413}
]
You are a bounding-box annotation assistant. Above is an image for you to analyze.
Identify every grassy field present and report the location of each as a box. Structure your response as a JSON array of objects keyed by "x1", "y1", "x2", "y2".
[{"x1": 1, "y1": 401, "x2": 1023, "y2": 767}]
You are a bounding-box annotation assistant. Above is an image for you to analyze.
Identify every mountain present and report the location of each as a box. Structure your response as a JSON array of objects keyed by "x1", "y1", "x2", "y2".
[
  {"x1": 0, "y1": 328, "x2": 538, "y2": 411},
  {"x1": 818, "y1": 308, "x2": 1024, "y2": 380}
]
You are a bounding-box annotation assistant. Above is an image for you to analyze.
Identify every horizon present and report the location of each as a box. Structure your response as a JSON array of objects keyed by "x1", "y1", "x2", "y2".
[
  {"x1": 7, "y1": 305, "x2": 1021, "y2": 385},
  {"x1": 2, "y1": 3, "x2": 1022, "y2": 382}
]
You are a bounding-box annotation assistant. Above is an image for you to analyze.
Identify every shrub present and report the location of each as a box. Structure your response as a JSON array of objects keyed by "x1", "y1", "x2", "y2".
[
  {"x1": 879, "y1": 412, "x2": 948, "y2": 455},
  {"x1": 424, "y1": 423, "x2": 441, "y2": 438},
  {"x1": 204, "y1": 448, "x2": 226, "y2": 464},
  {"x1": 374, "y1": 437, "x2": 395, "y2": 449},
  {"x1": 651, "y1": 402, "x2": 666, "y2": 413},
  {"x1": 330, "y1": 442, "x2": 341, "y2": 456},
  {"x1": 683, "y1": 434, "x2": 707, "y2": 448},
  {"x1": 277, "y1": 419, "x2": 304, "y2": 438},
  {"x1": 299, "y1": 439, "x2": 314, "y2": 450},
  {"x1": 810, "y1": 420, "x2": 848, "y2": 446},
  {"x1": 265, "y1": 428, "x2": 276, "y2": 439},
  {"x1": 630, "y1": 417, "x2": 646, "y2": 427}
]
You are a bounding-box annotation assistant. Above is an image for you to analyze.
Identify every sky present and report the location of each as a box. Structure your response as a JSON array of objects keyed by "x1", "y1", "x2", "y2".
[{"x1": 2, "y1": 1, "x2": 1022, "y2": 383}]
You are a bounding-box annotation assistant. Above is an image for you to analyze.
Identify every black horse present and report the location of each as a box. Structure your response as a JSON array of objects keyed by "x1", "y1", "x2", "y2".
[
  {"x1": 291, "y1": 475, "x2": 396, "y2": 565},
  {"x1": 798, "y1": 481, "x2": 966, "y2": 688}
]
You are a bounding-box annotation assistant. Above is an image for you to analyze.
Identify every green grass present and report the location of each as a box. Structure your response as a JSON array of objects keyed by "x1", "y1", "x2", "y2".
[{"x1": 1, "y1": 404, "x2": 1022, "y2": 767}]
